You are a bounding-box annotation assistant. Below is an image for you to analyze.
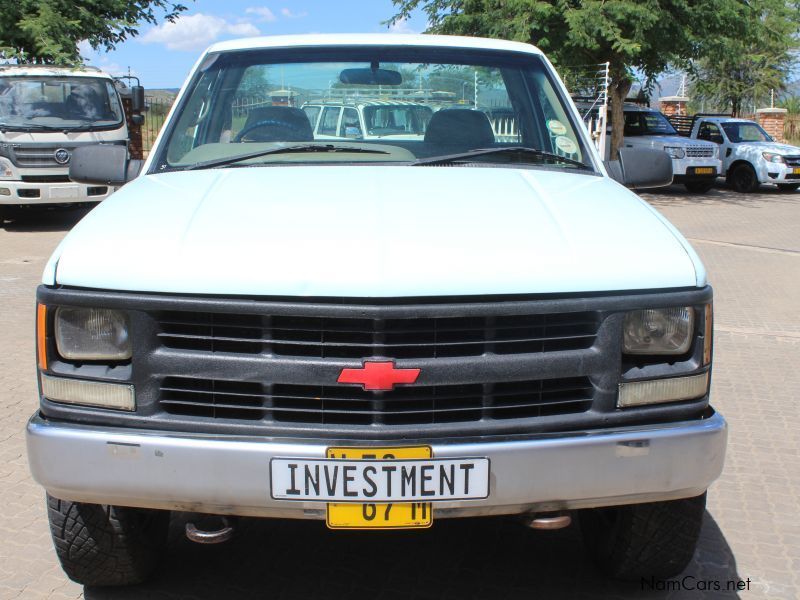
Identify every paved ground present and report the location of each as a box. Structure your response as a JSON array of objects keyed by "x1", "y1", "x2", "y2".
[{"x1": 1, "y1": 184, "x2": 798, "y2": 599}]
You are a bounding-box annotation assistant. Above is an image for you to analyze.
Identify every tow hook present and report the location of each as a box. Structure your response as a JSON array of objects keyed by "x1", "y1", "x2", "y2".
[
  {"x1": 520, "y1": 512, "x2": 572, "y2": 530},
  {"x1": 185, "y1": 516, "x2": 236, "y2": 544}
]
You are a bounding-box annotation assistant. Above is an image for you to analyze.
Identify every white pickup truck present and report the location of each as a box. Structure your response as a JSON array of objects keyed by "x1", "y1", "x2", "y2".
[
  {"x1": 26, "y1": 34, "x2": 726, "y2": 587},
  {"x1": 0, "y1": 65, "x2": 143, "y2": 225},
  {"x1": 688, "y1": 115, "x2": 800, "y2": 193}
]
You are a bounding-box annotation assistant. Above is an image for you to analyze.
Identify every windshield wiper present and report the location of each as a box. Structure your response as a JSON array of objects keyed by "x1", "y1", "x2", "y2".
[
  {"x1": 0, "y1": 123, "x2": 66, "y2": 132},
  {"x1": 412, "y1": 146, "x2": 591, "y2": 169},
  {"x1": 185, "y1": 144, "x2": 390, "y2": 171}
]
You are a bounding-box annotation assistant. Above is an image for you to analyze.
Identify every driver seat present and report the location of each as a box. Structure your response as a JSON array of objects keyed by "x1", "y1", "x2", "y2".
[{"x1": 239, "y1": 106, "x2": 313, "y2": 142}]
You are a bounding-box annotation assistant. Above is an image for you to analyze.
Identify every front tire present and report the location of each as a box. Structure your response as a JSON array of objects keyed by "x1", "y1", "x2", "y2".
[
  {"x1": 777, "y1": 183, "x2": 800, "y2": 192},
  {"x1": 729, "y1": 164, "x2": 759, "y2": 193},
  {"x1": 580, "y1": 493, "x2": 706, "y2": 581},
  {"x1": 684, "y1": 181, "x2": 715, "y2": 194},
  {"x1": 47, "y1": 494, "x2": 170, "y2": 586}
]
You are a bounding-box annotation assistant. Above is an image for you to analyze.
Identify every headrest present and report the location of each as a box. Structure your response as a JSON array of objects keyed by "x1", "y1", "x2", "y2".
[
  {"x1": 424, "y1": 109, "x2": 495, "y2": 148},
  {"x1": 240, "y1": 106, "x2": 313, "y2": 142}
]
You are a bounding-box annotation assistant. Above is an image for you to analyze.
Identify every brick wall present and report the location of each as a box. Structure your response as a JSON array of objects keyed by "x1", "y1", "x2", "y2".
[
  {"x1": 755, "y1": 108, "x2": 787, "y2": 143},
  {"x1": 659, "y1": 96, "x2": 689, "y2": 116}
]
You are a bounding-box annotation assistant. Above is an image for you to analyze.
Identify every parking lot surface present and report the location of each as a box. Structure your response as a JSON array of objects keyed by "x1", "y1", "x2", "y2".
[{"x1": 1, "y1": 185, "x2": 798, "y2": 599}]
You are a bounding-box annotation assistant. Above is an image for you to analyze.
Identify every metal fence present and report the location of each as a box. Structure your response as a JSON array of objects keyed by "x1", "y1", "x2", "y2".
[{"x1": 142, "y1": 96, "x2": 175, "y2": 154}]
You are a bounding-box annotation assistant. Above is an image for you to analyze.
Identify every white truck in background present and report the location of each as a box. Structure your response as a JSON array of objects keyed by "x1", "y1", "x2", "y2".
[
  {"x1": 0, "y1": 65, "x2": 143, "y2": 226},
  {"x1": 684, "y1": 115, "x2": 800, "y2": 193},
  {"x1": 575, "y1": 99, "x2": 722, "y2": 193}
]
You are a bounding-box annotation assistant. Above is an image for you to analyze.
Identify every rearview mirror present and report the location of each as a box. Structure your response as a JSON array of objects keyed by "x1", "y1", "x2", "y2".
[
  {"x1": 69, "y1": 145, "x2": 142, "y2": 186},
  {"x1": 339, "y1": 68, "x2": 402, "y2": 86},
  {"x1": 131, "y1": 85, "x2": 145, "y2": 113},
  {"x1": 605, "y1": 148, "x2": 673, "y2": 189}
]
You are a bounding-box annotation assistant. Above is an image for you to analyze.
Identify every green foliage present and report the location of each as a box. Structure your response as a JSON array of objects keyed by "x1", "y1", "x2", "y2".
[
  {"x1": 388, "y1": 0, "x2": 752, "y2": 156},
  {"x1": 0, "y1": 1, "x2": 189, "y2": 65},
  {"x1": 779, "y1": 95, "x2": 800, "y2": 115},
  {"x1": 691, "y1": 0, "x2": 800, "y2": 116}
]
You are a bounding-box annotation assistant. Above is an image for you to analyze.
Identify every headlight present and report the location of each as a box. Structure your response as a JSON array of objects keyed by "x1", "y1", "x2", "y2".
[
  {"x1": 0, "y1": 157, "x2": 14, "y2": 179},
  {"x1": 623, "y1": 307, "x2": 694, "y2": 355},
  {"x1": 55, "y1": 307, "x2": 131, "y2": 360},
  {"x1": 663, "y1": 147, "x2": 685, "y2": 159},
  {"x1": 762, "y1": 152, "x2": 785, "y2": 164}
]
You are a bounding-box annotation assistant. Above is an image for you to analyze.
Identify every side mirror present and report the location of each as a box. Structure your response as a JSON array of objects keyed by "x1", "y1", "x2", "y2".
[
  {"x1": 130, "y1": 114, "x2": 144, "y2": 126},
  {"x1": 131, "y1": 85, "x2": 145, "y2": 113},
  {"x1": 69, "y1": 145, "x2": 142, "y2": 186},
  {"x1": 605, "y1": 147, "x2": 673, "y2": 189}
]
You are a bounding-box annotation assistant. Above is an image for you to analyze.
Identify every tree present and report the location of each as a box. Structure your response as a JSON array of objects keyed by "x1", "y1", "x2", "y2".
[
  {"x1": 691, "y1": 0, "x2": 800, "y2": 116},
  {"x1": 389, "y1": 0, "x2": 749, "y2": 158},
  {"x1": 0, "y1": 1, "x2": 188, "y2": 65}
]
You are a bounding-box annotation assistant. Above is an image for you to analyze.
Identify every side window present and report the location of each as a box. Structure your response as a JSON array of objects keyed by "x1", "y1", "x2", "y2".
[
  {"x1": 623, "y1": 113, "x2": 642, "y2": 136},
  {"x1": 319, "y1": 107, "x2": 340, "y2": 136},
  {"x1": 698, "y1": 122, "x2": 723, "y2": 144},
  {"x1": 303, "y1": 106, "x2": 321, "y2": 131},
  {"x1": 339, "y1": 107, "x2": 361, "y2": 138}
]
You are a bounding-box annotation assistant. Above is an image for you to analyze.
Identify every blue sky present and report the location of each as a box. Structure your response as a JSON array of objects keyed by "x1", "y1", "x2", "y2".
[{"x1": 79, "y1": 1, "x2": 428, "y2": 89}]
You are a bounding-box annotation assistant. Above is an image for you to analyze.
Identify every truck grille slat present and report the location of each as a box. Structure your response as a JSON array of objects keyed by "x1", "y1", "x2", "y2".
[
  {"x1": 159, "y1": 376, "x2": 593, "y2": 425},
  {"x1": 156, "y1": 311, "x2": 599, "y2": 358}
]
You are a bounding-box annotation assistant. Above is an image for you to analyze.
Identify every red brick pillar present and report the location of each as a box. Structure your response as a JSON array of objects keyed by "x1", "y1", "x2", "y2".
[
  {"x1": 121, "y1": 96, "x2": 144, "y2": 160},
  {"x1": 659, "y1": 96, "x2": 689, "y2": 117},
  {"x1": 755, "y1": 108, "x2": 787, "y2": 143}
]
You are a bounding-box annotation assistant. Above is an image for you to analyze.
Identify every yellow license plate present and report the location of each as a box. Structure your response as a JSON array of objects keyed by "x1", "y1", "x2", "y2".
[
  {"x1": 326, "y1": 446, "x2": 433, "y2": 530},
  {"x1": 793, "y1": 167, "x2": 800, "y2": 174},
  {"x1": 694, "y1": 167, "x2": 714, "y2": 175}
]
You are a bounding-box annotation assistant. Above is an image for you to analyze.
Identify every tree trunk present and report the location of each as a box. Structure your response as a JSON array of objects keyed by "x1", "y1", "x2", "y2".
[{"x1": 609, "y1": 77, "x2": 633, "y2": 160}]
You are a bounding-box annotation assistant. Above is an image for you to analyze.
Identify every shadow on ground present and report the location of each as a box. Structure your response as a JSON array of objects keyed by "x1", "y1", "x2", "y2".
[
  {"x1": 0, "y1": 205, "x2": 94, "y2": 232},
  {"x1": 83, "y1": 511, "x2": 741, "y2": 600}
]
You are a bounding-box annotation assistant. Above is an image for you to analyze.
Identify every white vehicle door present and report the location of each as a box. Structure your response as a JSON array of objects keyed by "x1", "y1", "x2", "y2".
[{"x1": 696, "y1": 122, "x2": 728, "y2": 171}]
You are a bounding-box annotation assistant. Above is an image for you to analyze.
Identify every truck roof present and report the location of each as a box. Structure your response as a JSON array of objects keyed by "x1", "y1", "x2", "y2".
[
  {"x1": 208, "y1": 33, "x2": 543, "y2": 56},
  {"x1": 694, "y1": 116, "x2": 753, "y2": 124},
  {"x1": 0, "y1": 64, "x2": 114, "y2": 79}
]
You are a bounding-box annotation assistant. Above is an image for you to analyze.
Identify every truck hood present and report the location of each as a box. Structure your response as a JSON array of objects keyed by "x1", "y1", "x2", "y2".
[
  {"x1": 628, "y1": 135, "x2": 716, "y2": 148},
  {"x1": 732, "y1": 141, "x2": 800, "y2": 155},
  {"x1": 47, "y1": 166, "x2": 704, "y2": 296}
]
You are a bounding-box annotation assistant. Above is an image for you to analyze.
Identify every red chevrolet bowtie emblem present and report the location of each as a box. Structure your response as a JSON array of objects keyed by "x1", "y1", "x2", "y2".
[{"x1": 337, "y1": 361, "x2": 420, "y2": 391}]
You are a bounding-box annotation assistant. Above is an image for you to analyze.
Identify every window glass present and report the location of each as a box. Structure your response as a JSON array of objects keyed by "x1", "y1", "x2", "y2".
[
  {"x1": 159, "y1": 47, "x2": 595, "y2": 172},
  {"x1": 0, "y1": 76, "x2": 124, "y2": 130},
  {"x1": 319, "y1": 107, "x2": 340, "y2": 136}
]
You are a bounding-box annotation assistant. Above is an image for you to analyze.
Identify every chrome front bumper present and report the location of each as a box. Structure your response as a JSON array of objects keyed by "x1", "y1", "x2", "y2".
[{"x1": 27, "y1": 412, "x2": 727, "y2": 519}]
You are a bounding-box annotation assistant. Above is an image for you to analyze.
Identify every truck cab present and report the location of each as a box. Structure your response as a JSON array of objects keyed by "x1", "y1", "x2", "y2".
[
  {"x1": 27, "y1": 34, "x2": 725, "y2": 588},
  {"x1": 0, "y1": 65, "x2": 133, "y2": 225},
  {"x1": 690, "y1": 116, "x2": 800, "y2": 193}
]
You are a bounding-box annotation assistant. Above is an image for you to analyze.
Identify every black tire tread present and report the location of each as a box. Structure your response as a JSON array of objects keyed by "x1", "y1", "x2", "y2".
[
  {"x1": 580, "y1": 493, "x2": 706, "y2": 581},
  {"x1": 47, "y1": 494, "x2": 169, "y2": 586}
]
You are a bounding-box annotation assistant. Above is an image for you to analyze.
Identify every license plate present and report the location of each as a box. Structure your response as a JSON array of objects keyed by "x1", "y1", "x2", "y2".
[
  {"x1": 269, "y1": 449, "x2": 490, "y2": 530},
  {"x1": 50, "y1": 186, "x2": 79, "y2": 199},
  {"x1": 793, "y1": 167, "x2": 800, "y2": 174},
  {"x1": 328, "y1": 446, "x2": 432, "y2": 530},
  {"x1": 693, "y1": 167, "x2": 715, "y2": 175}
]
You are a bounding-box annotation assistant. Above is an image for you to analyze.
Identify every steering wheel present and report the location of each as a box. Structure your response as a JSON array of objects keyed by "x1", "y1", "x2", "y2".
[{"x1": 234, "y1": 119, "x2": 308, "y2": 143}]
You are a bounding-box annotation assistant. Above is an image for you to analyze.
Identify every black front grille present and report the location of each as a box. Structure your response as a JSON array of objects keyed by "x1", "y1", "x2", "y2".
[
  {"x1": 160, "y1": 376, "x2": 594, "y2": 425},
  {"x1": 21, "y1": 175, "x2": 71, "y2": 183},
  {"x1": 783, "y1": 155, "x2": 800, "y2": 167},
  {"x1": 156, "y1": 311, "x2": 599, "y2": 359}
]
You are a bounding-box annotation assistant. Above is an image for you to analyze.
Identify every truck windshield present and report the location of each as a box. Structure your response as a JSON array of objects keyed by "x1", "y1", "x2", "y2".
[
  {"x1": 157, "y1": 46, "x2": 594, "y2": 173},
  {"x1": 0, "y1": 76, "x2": 124, "y2": 131},
  {"x1": 623, "y1": 111, "x2": 678, "y2": 136},
  {"x1": 721, "y1": 122, "x2": 773, "y2": 143}
]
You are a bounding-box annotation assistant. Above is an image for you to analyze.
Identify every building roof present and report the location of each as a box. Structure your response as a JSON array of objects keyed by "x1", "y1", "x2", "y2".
[{"x1": 208, "y1": 34, "x2": 542, "y2": 56}]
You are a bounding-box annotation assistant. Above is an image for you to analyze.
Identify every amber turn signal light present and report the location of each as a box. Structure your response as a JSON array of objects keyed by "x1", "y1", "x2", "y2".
[{"x1": 37, "y1": 303, "x2": 47, "y2": 370}]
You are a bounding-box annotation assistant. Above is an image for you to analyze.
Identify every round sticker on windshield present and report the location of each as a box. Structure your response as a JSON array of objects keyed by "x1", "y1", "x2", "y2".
[
  {"x1": 555, "y1": 136, "x2": 577, "y2": 155},
  {"x1": 547, "y1": 120, "x2": 567, "y2": 136}
]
